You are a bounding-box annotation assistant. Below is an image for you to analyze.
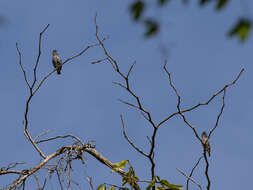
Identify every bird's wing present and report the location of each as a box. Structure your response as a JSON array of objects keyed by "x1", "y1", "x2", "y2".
[{"x1": 56, "y1": 56, "x2": 62, "y2": 64}]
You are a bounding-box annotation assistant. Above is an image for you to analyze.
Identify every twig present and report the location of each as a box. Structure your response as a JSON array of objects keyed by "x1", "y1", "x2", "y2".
[
  {"x1": 120, "y1": 115, "x2": 148, "y2": 157},
  {"x1": 94, "y1": 15, "x2": 158, "y2": 181},
  {"x1": 157, "y1": 68, "x2": 244, "y2": 128},
  {"x1": 34, "y1": 130, "x2": 53, "y2": 141},
  {"x1": 176, "y1": 168, "x2": 203, "y2": 190},
  {"x1": 186, "y1": 156, "x2": 203, "y2": 190},
  {"x1": 35, "y1": 134, "x2": 84, "y2": 146}
]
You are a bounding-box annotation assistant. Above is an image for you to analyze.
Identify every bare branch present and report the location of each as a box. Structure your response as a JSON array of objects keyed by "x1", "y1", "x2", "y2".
[
  {"x1": 112, "y1": 82, "x2": 127, "y2": 90},
  {"x1": 163, "y1": 63, "x2": 202, "y2": 142},
  {"x1": 158, "y1": 68, "x2": 244, "y2": 128},
  {"x1": 86, "y1": 176, "x2": 95, "y2": 190},
  {"x1": 176, "y1": 168, "x2": 203, "y2": 190},
  {"x1": 35, "y1": 134, "x2": 84, "y2": 146},
  {"x1": 34, "y1": 130, "x2": 53, "y2": 141},
  {"x1": 16, "y1": 43, "x2": 30, "y2": 88},
  {"x1": 33, "y1": 41, "x2": 103, "y2": 96},
  {"x1": 209, "y1": 89, "x2": 226, "y2": 139},
  {"x1": 118, "y1": 99, "x2": 139, "y2": 109},
  {"x1": 203, "y1": 152, "x2": 211, "y2": 190},
  {"x1": 7, "y1": 146, "x2": 68, "y2": 189},
  {"x1": 0, "y1": 170, "x2": 25, "y2": 176},
  {"x1": 91, "y1": 58, "x2": 108, "y2": 65},
  {"x1": 120, "y1": 115, "x2": 148, "y2": 157},
  {"x1": 31, "y1": 24, "x2": 50, "y2": 89},
  {"x1": 94, "y1": 15, "x2": 160, "y2": 181},
  {"x1": 186, "y1": 156, "x2": 203, "y2": 190},
  {"x1": 127, "y1": 61, "x2": 136, "y2": 78}
]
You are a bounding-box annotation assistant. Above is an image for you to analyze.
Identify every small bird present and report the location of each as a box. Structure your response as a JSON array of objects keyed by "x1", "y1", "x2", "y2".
[
  {"x1": 52, "y1": 50, "x2": 62, "y2": 75},
  {"x1": 201, "y1": 131, "x2": 211, "y2": 157}
]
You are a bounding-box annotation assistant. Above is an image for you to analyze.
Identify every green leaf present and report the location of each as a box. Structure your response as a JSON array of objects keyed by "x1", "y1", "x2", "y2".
[
  {"x1": 122, "y1": 176, "x2": 128, "y2": 186},
  {"x1": 155, "y1": 187, "x2": 166, "y2": 190},
  {"x1": 144, "y1": 19, "x2": 159, "y2": 37},
  {"x1": 158, "y1": 0, "x2": 170, "y2": 6},
  {"x1": 129, "y1": 1, "x2": 145, "y2": 21},
  {"x1": 146, "y1": 177, "x2": 156, "y2": 190},
  {"x1": 228, "y1": 18, "x2": 252, "y2": 42},
  {"x1": 166, "y1": 183, "x2": 183, "y2": 189},
  {"x1": 112, "y1": 160, "x2": 128, "y2": 172},
  {"x1": 160, "y1": 179, "x2": 170, "y2": 187},
  {"x1": 97, "y1": 184, "x2": 106, "y2": 190},
  {"x1": 108, "y1": 186, "x2": 115, "y2": 190},
  {"x1": 216, "y1": 0, "x2": 228, "y2": 10},
  {"x1": 158, "y1": 179, "x2": 183, "y2": 190}
]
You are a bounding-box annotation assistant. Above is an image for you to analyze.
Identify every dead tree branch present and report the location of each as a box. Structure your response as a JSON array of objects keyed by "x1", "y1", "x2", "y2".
[
  {"x1": 163, "y1": 62, "x2": 244, "y2": 190},
  {"x1": 94, "y1": 15, "x2": 158, "y2": 181},
  {"x1": 186, "y1": 156, "x2": 203, "y2": 190}
]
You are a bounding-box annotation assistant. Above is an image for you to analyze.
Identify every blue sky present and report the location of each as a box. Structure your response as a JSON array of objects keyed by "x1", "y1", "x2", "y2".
[{"x1": 0, "y1": 0, "x2": 252, "y2": 189}]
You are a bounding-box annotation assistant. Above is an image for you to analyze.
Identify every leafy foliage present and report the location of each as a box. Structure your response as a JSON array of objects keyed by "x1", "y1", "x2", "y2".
[
  {"x1": 112, "y1": 160, "x2": 128, "y2": 172},
  {"x1": 144, "y1": 19, "x2": 159, "y2": 37},
  {"x1": 146, "y1": 177, "x2": 156, "y2": 190},
  {"x1": 108, "y1": 186, "x2": 116, "y2": 190},
  {"x1": 97, "y1": 184, "x2": 106, "y2": 190},
  {"x1": 228, "y1": 18, "x2": 252, "y2": 42},
  {"x1": 129, "y1": 1, "x2": 145, "y2": 21},
  {"x1": 128, "y1": 0, "x2": 252, "y2": 42},
  {"x1": 216, "y1": 0, "x2": 229, "y2": 10},
  {"x1": 122, "y1": 166, "x2": 139, "y2": 189}
]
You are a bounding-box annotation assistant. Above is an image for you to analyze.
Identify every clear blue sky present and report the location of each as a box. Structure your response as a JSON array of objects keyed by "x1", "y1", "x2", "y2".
[{"x1": 0, "y1": 0, "x2": 252, "y2": 189}]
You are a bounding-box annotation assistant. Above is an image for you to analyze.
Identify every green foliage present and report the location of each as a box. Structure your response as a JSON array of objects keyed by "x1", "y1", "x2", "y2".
[
  {"x1": 129, "y1": 0, "x2": 252, "y2": 42},
  {"x1": 216, "y1": 0, "x2": 228, "y2": 10},
  {"x1": 157, "y1": 177, "x2": 183, "y2": 190},
  {"x1": 129, "y1": 1, "x2": 145, "y2": 21},
  {"x1": 122, "y1": 166, "x2": 139, "y2": 189},
  {"x1": 144, "y1": 19, "x2": 159, "y2": 37},
  {"x1": 97, "y1": 184, "x2": 106, "y2": 190},
  {"x1": 108, "y1": 186, "x2": 116, "y2": 190},
  {"x1": 146, "y1": 177, "x2": 156, "y2": 190},
  {"x1": 199, "y1": 0, "x2": 229, "y2": 10},
  {"x1": 145, "y1": 176, "x2": 183, "y2": 190},
  {"x1": 228, "y1": 18, "x2": 252, "y2": 42},
  {"x1": 112, "y1": 160, "x2": 128, "y2": 172}
]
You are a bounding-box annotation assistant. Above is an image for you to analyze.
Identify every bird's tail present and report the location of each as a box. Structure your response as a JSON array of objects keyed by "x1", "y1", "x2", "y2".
[{"x1": 57, "y1": 69, "x2": 61, "y2": 75}]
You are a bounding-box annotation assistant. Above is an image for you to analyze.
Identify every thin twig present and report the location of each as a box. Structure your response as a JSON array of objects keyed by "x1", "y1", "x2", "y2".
[
  {"x1": 16, "y1": 43, "x2": 30, "y2": 88},
  {"x1": 186, "y1": 156, "x2": 203, "y2": 190},
  {"x1": 94, "y1": 15, "x2": 158, "y2": 181},
  {"x1": 120, "y1": 115, "x2": 148, "y2": 157},
  {"x1": 157, "y1": 68, "x2": 244, "y2": 128},
  {"x1": 35, "y1": 134, "x2": 84, "y2": 146},
  {"x1": 176, "y1": 168, "x2": 203, "y2": 190}
]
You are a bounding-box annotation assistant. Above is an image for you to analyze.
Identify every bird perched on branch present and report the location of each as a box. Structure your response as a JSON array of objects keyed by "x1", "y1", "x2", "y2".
[
  {"x1": 52, "y1": 50, "x2": 62, "y2": 75},
  {"x1": 201, "y1": 131, "x2": 211, "y2": 157}
]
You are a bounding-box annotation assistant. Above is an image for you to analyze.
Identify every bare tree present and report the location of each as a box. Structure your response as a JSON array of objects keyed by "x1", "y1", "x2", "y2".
[{"x1": 0, "y1": 16, "x2": 243, "y2": 190}]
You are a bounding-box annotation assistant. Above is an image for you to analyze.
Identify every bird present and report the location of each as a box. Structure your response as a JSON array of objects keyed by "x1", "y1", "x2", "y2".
[
  {"x1": 201, "y1": 131, "x2": 211, "y2": 157},
  {"x1": 52, "y1": 50, "x2": 62, "y2": 75}
]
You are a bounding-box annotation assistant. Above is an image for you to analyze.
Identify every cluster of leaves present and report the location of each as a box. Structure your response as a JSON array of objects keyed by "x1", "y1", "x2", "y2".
[
  {"x1": 97, "y1": 160, "x2": 182, "y2": 190},
  {"x1": 129, "y1": 0, "x2": 252, "y2": 42},
  {"x1": 147, "y1": 176, "x2": 183, "y2": 190}
]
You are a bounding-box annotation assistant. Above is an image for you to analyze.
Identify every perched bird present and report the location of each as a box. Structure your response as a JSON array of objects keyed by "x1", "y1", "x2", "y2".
[
  {"x1": 52, "y1": 50, "x2": 62, "y2": 75},
  {"x1": 201, "y1": 131, "x2": 211, "y2": 157}
]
